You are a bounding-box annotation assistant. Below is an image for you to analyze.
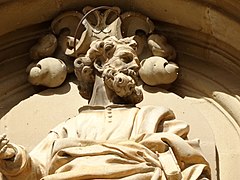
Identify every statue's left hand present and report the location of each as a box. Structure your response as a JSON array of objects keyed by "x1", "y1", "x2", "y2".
[{"x1": 0, "y1": 134, "x2": 16, "y2": 160}]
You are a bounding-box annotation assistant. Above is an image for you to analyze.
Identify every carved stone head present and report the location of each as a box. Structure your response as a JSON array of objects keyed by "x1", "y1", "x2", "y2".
[{"x1": 74, "y1": 36, "x2": 143, "y2": 104}]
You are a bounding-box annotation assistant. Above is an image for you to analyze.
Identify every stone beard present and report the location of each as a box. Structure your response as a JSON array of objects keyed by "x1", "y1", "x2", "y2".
[
  {"x1": 102, "y1": 62, "x2": 143, "y2": 105},
  {"x1": 74, "y1": 36, "x2": 143, "y2": 104},
  {"x1": 103, "y1": 69, "x2": 136, "y2": 97}
]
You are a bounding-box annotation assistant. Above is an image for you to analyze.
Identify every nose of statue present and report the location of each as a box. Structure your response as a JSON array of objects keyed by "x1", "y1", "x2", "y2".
[
  {"x1": 128, "y1": 60, "x2": 140, "y2": 72},
  {"x1": 116, "y1": 76, "x2": 123, "y2": 84}
]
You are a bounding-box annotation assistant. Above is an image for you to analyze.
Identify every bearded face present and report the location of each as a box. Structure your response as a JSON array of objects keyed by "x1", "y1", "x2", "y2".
[
  {"x1": 74, "y1": 36, "x2": 143, "y2": 104},
  {"x1": 102, "y1": 43, "x2": 143, "y2": 104}
]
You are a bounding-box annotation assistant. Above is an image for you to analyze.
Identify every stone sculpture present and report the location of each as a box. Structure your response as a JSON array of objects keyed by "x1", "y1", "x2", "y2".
[
  {"x1": 139, "y1": 56, "x2": 179, "y2": 86},
  {"x1": 26, "y1": 6, "x2": 179, "y2": 88},
  {"x1": 26, "y1": 57, "x2": 67, "y2": 87},
  {"x1": 0, "y1": 6, "x2": 211, "y2": 180}
]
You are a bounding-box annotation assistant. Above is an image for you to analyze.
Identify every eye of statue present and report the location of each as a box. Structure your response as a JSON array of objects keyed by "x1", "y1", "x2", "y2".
[
  {"x1": 120, "y1": 52, "x2": 133, "y2": 63},
  {"x1": 105, "y1": 44, "x2": 113, "y2": 51}
]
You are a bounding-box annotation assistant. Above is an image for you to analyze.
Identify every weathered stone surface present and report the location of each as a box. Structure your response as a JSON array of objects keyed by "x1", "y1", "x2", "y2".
[
  {"x1": 0, "y1": 1, "x2": 239, "y2": 179},
  {"x1": 0, "y1": 8, "x2": 212, "y2": 178}
]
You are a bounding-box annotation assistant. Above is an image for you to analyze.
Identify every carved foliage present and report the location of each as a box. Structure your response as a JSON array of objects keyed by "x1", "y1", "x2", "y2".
[{"x1": 27, "y1": 6, "x2": 179, "y2": 89}]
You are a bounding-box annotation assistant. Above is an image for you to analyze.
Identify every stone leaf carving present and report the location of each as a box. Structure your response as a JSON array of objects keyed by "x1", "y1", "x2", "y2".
[
  {"x1": 73, "y1": 6, "x2": 122, "y2": 57},
  {"x1": 121, "y1": 11, "x2": 154, "y2": 59},
  {"x1": 27, "y1": 6, "x2": 179, "y2": 88},
  {"x1": 148, "y1": 34, "x2": 176, "y2": 60},
  {"x1": 26, "y1": 57, "x2": 67, "y2": 87},
  {"x1": 51, "y1": 11, "x2": 84, "y2": 36},
  {"x1": 51, "y1": 11, "x2": 84, "y2": 73},
  {"x1": 29, "y1": 33, "x2": 57, "y2": 60},
  {"x1": 121, "y1": 11, "x2": 155, "y2": 38},
  {"x1": 139, "y1": 56, "x2": 179, "y2": 86},
  {"x1": 27, "y1": 11, "x2": 83, "y2": 86}
]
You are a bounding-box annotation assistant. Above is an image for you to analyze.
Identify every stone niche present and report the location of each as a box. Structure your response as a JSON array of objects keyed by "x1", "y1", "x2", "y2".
[{"x1": 0, "y1": 0, "x2": 239, "y2": 180}]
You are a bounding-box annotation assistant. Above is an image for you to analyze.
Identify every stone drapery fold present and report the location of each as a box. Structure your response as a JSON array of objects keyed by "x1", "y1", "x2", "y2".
[{"x1": 0, "y1": 106, "x2": 210, "y2": 179}]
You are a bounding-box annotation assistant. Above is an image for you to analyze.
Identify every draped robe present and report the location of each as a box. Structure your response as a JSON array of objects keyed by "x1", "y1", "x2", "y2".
[{"x1": 0, "y1": 105, "x2": 210, "y2": 180}]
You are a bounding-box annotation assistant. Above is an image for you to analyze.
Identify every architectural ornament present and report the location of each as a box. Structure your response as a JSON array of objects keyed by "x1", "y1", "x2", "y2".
[
  {"x1": 0, "y1": 6, "x2": 211, "y2": 180},
  {"x1": 26, "y1": 6, "x2": 179, "y2": 88}
]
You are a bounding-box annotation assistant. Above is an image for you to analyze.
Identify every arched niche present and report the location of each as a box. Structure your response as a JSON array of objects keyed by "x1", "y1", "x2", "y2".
[{"x1": 0, "y1": 1, "x2": 239, "y2": 179}]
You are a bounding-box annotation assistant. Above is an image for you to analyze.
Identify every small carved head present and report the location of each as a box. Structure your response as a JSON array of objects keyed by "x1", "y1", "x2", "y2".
[{"x1": 74, "y1": 36, "x2": 143, "y2": 104}]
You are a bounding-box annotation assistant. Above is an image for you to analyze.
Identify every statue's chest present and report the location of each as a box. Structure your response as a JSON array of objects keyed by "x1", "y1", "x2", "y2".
[{"x1": 74, "y1": 107, "x2": 139, "y2": 141}]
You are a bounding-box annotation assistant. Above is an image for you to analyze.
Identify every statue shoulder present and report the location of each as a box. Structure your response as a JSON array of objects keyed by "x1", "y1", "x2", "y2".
[
  {"x1": 132, "y1": 105, "x2": 176, "y2": 134},
  {"x1": 138, "y1": 105, "x2": 175, "y2": 120},
  {"x1": 49, "y1": 116, "x2": 79, "y2": 138}
]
